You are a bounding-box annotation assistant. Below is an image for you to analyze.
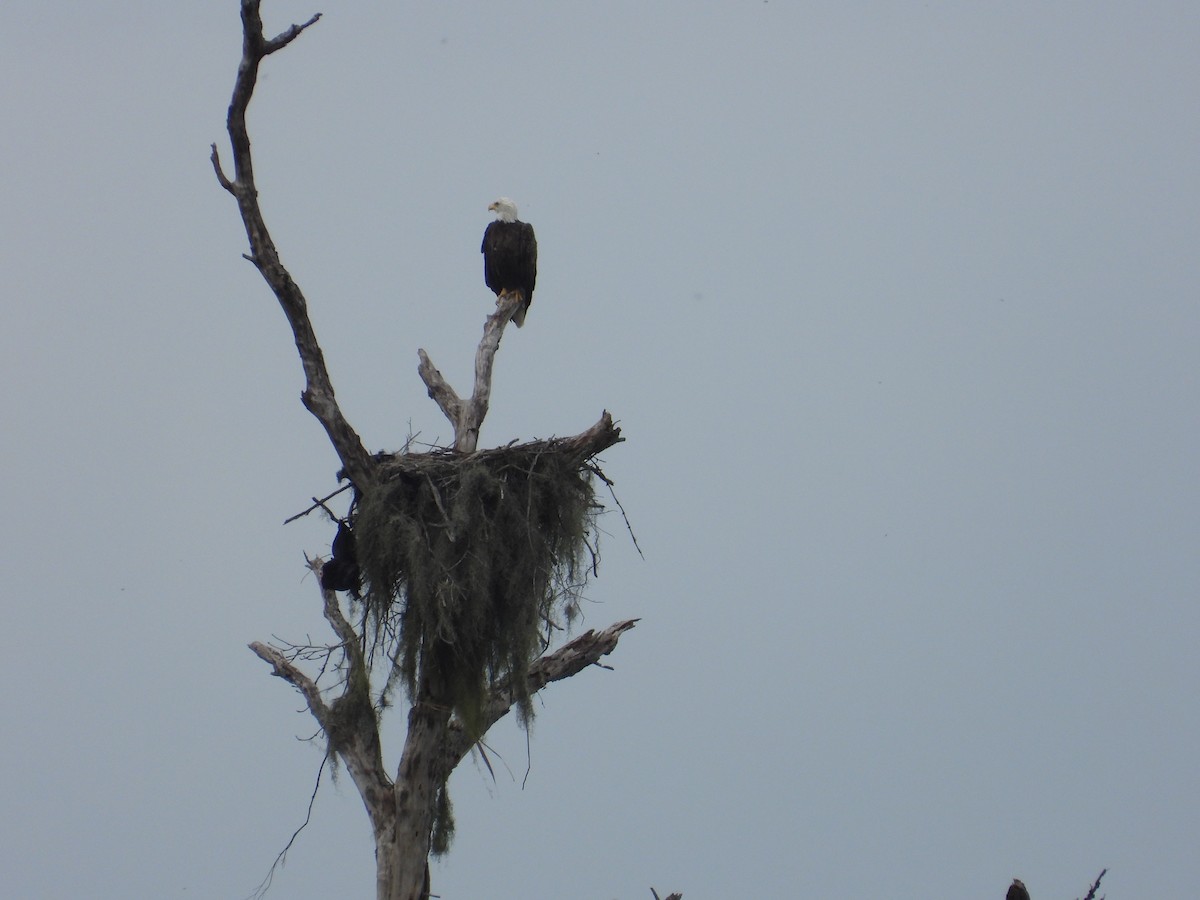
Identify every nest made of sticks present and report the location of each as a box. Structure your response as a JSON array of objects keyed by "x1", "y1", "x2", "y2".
[{"x1": 352, "y1": 439, "x2": 600, "y2": 733}]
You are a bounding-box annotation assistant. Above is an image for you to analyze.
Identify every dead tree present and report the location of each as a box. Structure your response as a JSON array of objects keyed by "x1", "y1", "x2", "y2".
[{"x1": 211, "y1": 4, "x2": 636, "y2": 898}]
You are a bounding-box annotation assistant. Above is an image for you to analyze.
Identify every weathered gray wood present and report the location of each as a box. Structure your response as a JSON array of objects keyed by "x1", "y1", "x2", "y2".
[
  {"x1": 417, "y1": 290, "x2": 523, "y2": 452},
  {"x1": 210, "y1": 3, "x2": 374, "y2": 490}
]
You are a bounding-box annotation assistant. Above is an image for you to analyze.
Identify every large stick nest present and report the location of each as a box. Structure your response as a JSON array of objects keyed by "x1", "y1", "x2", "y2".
[{"x1": 352, "y1": 438, "x2": 604, "y2": 733}]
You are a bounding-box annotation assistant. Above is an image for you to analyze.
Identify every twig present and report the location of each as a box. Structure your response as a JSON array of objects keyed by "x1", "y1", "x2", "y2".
[
  {"x1": 249, "y1": 751, "x2": 330, "y2": 900},
  {"x1": 283, "y1": 483, "x2": 355, "y2": 524},
  {"x1": 588, "y1": 461, "x2": 644, "y2": 558},
  {"x1": 263, "y1": 12, "x2": 321, "y2": 53}
]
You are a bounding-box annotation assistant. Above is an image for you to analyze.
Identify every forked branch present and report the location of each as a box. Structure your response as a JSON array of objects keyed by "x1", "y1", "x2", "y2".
[
  {"x1": 211, "y1": 1, "x2": 374, "y2": 489},
  {"x1": 250, "y1": 564, "x2": 394, "y2": 837},
  {"x1": 418, "y1": 291, "x2": 524, "y2": 452}
]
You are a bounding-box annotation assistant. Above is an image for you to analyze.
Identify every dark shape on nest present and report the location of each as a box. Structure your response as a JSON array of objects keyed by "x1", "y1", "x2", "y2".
[
  {"x1": 482, "y1": 197, "x2": 537, "y2": 327},
  {"x1": 320, "y1": 519, "x2": 361, "y2": 596},
  {"x1": 1007, "y1": 879, "x2": 1030, "y2": 900}
]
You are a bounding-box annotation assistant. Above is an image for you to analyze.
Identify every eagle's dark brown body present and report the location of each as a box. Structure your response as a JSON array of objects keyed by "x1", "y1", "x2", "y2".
[{"x1": 482, "y1": 207, "x2": 537, "y2": 327}]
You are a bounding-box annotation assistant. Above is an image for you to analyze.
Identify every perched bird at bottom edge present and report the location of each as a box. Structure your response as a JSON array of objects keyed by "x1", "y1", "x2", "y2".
[
  {"x1": 482, "y1": 197, "x2": 537, "y2": 327},
  {"x1": 1007, "y1": 878, "x2": 1030, "y2": 900}
]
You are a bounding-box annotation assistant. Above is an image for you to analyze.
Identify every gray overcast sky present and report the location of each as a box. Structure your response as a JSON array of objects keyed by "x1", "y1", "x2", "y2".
[{"x1": 2, "y1": 2, "x2": 1197, "y2": 898}]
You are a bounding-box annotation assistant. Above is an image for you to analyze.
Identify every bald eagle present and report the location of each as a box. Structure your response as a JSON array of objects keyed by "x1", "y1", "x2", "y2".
[{"x1": 482, "y1": 197, "x2": 537, "y2": 327}]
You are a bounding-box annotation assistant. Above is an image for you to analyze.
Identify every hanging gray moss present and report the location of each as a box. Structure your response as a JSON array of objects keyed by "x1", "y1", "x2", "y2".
[{"x1": 351, "y1": 440, "x2": 599, "y2": 735}]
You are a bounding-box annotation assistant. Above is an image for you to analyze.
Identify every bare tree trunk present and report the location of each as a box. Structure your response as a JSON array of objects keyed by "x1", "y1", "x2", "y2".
[
  {"x1": 388, "y1": 677, "x2": 450, "y2": 899},
  {"x1": 253, "y1": 596, "x2": 637, "y2": 898}
]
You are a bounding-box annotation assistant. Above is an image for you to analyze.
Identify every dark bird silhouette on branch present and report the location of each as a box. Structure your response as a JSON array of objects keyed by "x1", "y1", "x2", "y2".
[{"x1": 482, "y1": 197, "x2": 537, "y2": 327}]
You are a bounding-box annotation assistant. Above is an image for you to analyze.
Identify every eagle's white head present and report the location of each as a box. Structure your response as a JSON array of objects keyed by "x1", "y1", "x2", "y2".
[{"x1": 488, "y1": 197, "x2": 519, "y2": 222}]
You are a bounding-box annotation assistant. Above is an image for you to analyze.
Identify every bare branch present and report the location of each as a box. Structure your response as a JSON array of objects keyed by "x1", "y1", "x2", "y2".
[
  {"x1": 555, "y1": 410, "x2": 624, "y2": 462},
  {"x1": 1078, "y1": 869, "x2": 1107, "y2": 900},
  {"x1": 263, "y1": 12, "x2": 322, "y2": 53},
  {"x1": 249, "y1": 641, "x2": 332, "y2": 723},
  {"x1": 417, "y1": 348, "x2": 463, "y2": 425},
  {"x1": 460, "y1": 293, "x2": 521, "y2": 451},
  {"x1": 209, "y1": 143, "x2": 234, "y2": 192},
  {"x1": 417, "y1": 292, "x2": 524, "y2": 453},
  {"x1": 443, "y1": 619, "x2": 639, "y2": 768},
  {"x1": 283, "y1": 483, "x2": 355, "y2": 524},
  {"x1": 214, "y1": 1, "x2": 375, "y2": 489}
]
